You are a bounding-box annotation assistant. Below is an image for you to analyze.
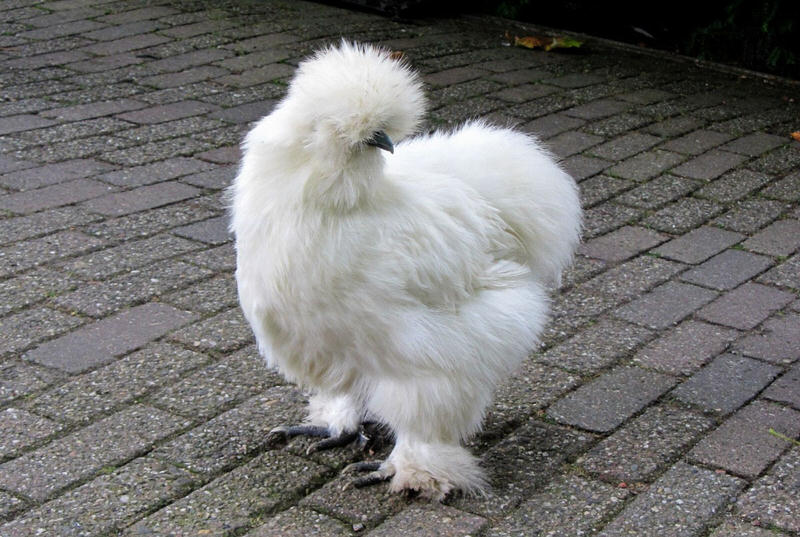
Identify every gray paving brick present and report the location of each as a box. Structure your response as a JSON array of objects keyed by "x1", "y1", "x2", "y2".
[
  {"x1": 589, "y1": 132, "x2": 661, "y2": 161},
  {"x1": 763, "y1": 362, "x2": 800, "y2": 409},
  {"x1": 605, "y1": 149, "x2": 686, "y2": 182},
  {"x1": 689, "y1": 400, "x2": 800, "y2": 478},
  {"x1": 760, "y1": 169, "x2": 800, "y2": 201},
  {"x1": 642, "y1": 197, "x2": 723, "y2": 233},
  {"x1": 579, "y1": 174, "x2": 632, "y2": 207},
  {"x1": 0, "y1": 158, "x2": 116, "y2": 191},
  {"x1": 758, "y1": 253, "x2": 799, "y2": 290},
  {"x1": 28, "y1": 342, "x2": 210, "y2": 424},
  {"x1": 0, "y1": 114, "x2": 56, "y2": 135},
  {"x1": 643, "y1": 115, "x2": 705, "y2": 137},
  {"x1": 486, "y1": 474, "x2": 627, "y2": 537},
  {"x1": 615, "y1": 281, "x2": 717, "y2": 330},
  {"x1": 653, "y1": 226, "x2": 744, "y2": 264},
  {"x1": 0, "y1": 267, "x2": 79, "y2": 317},
  {"x1": 172, "y1": 215, "x2": 231, "y2": 245},
  {"x1": 452, "y1": 420, "x2": 595, "y2": 518},
  {"x1": 521, "y1": 113, "x2": 585, "y2": 139},
  {"x1": 82, "y1": 180, "x2": 200, "y2": 216},
  {"x1": 749, "y1": 145, "x2": 800, "y2": 176},
  {"x1": 0, "y1": 207, "x2": 97, "y2": 248},
  {"x1": 660, "y1": 130, "x2": 734, "y2": 155},
  {"x1": 126, "y1": 450, "x2": 329, "y2": 537},
  {"x1": 561, "y1": 154, "x2": 614, "y2": 181},
  {"x1": 548, "y1": 367, "x2": 676, "y2": 432},
  {"x1": 615, "y1": 174, "x2": 700, "y2": 209},
  {"x1": 544, "y1": 73, "x2": 605, "y2": 88},
  {"x1": 712, "y1": 198, "x2": 786, "y2": 234},
  {"x1": 707, "y1": 520, "x2": 779, "y2": 537},
  {"x1": 183, "y1": 242, "x2": 236, "y2": 272},
  {"x1": 539, "y1": 319, "x2": 653, "y2": 374},
  {"x1": 580, "y1": 405, "x2": 714, "y2": 483},
  {"x1": 151, "y1": 386, "x2": 306, "y2": 475},
  {"x1": 39, "y1": 98, "x2": 145, "y2": 121},
  {"x1": 582, "y1": 256, "x2": 685, "y2": 305},
  {"x1": 246, "y1": 506, "x2": 351, "y2": 537},
  {"x1": 116, "y1": 99, "x2": 218, "y2": 124},
  {"x1": 0, "y1": 408, "x2": 62, "y2": 459},
  {"x1": 179, "y1": 165, "x2": 235, "y2": 189},
  {"x1": 0, "y1": 457, "x2": 199, "y2": 537},
  {"x1": 597, "y1": 462, "x2": 744, "y2": 537},
  {"x1": 583, "y1": 112, "x2": 652, "y2": 138},
  {"x1": 148, "y1": 346, "x2": 281, "y2": 419},
  {"x1": 736, "y1": 447, "x2": 800, "y2": 533},
  {"x1": 1, "y1": 306, "x2": 86, "y2": 357},
  {"x1": 742, "y1": 218, "x2": 800, "y2": 257},
  {"x1": 60, "y1": 233, "x2": 202, "y2": 280},
  {"x1": 720, "y1": 131, "x2": 786, "y2": 156},
  {"x1": 545, "y1": 131, "x2": 604, "y2": 158},
  {"x1": 734, "y1": 312, "x2": 800, "y2": 364},
  {"x1": 633, "y1": 320, "x2": 738, "y2": 376},
  {"x1": 216, "y1": 62, "x2": 295, "y2": 88},
  {"x1": 0, "y1": 404, "x2": 189, "y2": 501},
  {"x1": 0, "y1": 178, "x2": 115, "y2": 214},
  {"x1": 96, "y1": 156, "x2": 214, "y2": 187},
  {"x1": 54, "y1": 259, "x2": 212, "y2": 317},
  {"x1": 368, "y1": 504, "x2": 487, "y2": 537},
  {"x1": 582, "y1": 202, "x2": 643, "y2": 238},
  {"x1": 694, "y1": 168, "x2": 773, "y2": 203},
  {"x1": 671, "y1": 150, "x2": 748, "y2": 181},
  {"x1": 25, "y1": 302, "x2": 197, "y2": 373},
  {"x1": 0, "y1": 489, "x2": 25, "y2": 521},
  {"x1": 0, "y1": 231, "x2": 103, "y2": 276},
  {"x1": 681, "y1": 249, "x2": 773, "y2": 290},
  {"x1": 580, "y1": 226, "x2": 667, "y2": 263},
  {"x1": 169, "y1": 307, "x2": 252, "y2": 352},
  {"x1": 0, "y1": 360, "x2": 62, "y2": 406},
  {"x1": 697, "y1": 282, "x2": 794, "y2": 330},
  {"x1": 163, "y1": 273, "x2": 238, "y2": 314},
  {"x1": 671, "y1": 354, "x2": 781, "y2": 414},
  {"x1": 80, "y1": 32, "x2": 170, "y2": 55}
]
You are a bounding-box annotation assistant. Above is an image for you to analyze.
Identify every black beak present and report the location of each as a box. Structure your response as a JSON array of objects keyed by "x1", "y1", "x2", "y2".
[{"x1": 365, "y1": 130, "x2": 394, "y2": 153}]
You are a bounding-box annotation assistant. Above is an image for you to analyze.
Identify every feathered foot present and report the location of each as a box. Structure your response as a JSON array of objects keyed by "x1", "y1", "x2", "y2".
[
  {"x1": 342, "y1": 460, "x2": 394, "y2": 488},
  {"x1": 267, "y1": 424, "x2": 369, "y2": 455}
]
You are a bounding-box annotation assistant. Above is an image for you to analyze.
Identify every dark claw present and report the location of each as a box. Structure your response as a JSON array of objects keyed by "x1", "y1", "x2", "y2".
[
  {"x1": 268, "y1": 424, "x2": 371, "y2": 454},
  {"x1": 307, "y1": 430, "x2": 358, "y2": 454},
  {"x1": 353, "y1": 470, "x2": 390, "y2": 488},
  {"x1": 343, "y1": 460, "x2": 382, "y2": 473},
  {"x1": 342, "y1": 460, "x2": 390, "y2": 489}
]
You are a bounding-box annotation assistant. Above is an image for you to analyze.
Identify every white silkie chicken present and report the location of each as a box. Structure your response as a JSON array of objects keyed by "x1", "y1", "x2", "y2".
[{"x1": 230, "y1": 42, "x2": 582, "y2": 500}]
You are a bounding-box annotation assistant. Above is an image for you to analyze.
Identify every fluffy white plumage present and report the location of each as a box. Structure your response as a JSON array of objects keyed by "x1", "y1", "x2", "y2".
[{"x1": 231, "y1": 42, "x2": 582, "y2": 499}]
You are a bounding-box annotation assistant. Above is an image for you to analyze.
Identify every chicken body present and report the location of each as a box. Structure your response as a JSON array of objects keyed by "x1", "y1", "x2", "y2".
[{"x1": 231, "y1": 43, "x2": 581, "y2": 499}]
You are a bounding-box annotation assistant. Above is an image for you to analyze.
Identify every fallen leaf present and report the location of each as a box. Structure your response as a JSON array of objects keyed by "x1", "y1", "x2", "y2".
[
  {"x1": 389, "y1": 50, "x2": 405, "y2": 61},
  {"x1": 791, "y1": 131, "x2": 800, "y2": 142},
  {"x1": 510, "y1": 33, "x2": 583, "y2": 52}
]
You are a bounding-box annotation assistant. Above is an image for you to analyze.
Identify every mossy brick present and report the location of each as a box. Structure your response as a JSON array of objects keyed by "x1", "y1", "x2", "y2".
[
  {"x1": 0, "y1": 456, "x2": 199, "y2": 537},
  {"x1": 734, "y1": 311, "x2": 800, "y2": 364},
  {"x1": 126, "y1": 451, "x2": 329, "y2": 537},
  {"x1": 643, "y1": 197, "x2": 724, "y2": 233},
  {"x1": 0, "y1": 361, "x2": 62, "y2": 406},
  {"x1": 708, "y1": 520, "x2": 780, "y2": 537},
  {"x1": 0, "y1": 408, "x2": 62, "y2": 460},
  {"x1": 450, "y1": 420, "x2": 594, "y2": 518},
  {"x1": 0, "y1": 489, "x2": 25, "y2": 521},
  {"x1": 633, "y1": 320, "x2": 738, "y2": 376},
  {"x1": 1, "y1": 306, "x2": 85, "y2": 357},
  {"x1": 582, "y1": 202, "x2": 643, "y2": 238},
  {"x1": 580, "y1": 405, "x2": 713, "y2": 483},
  {"x1": 368, "y1": 503, "x2": 487, "y2": 537},
  {"x1": 749, "y1": 146, "x2": 800, "y2": 175},
  {"x1": 25, "y1": 302, "x2": 197, "y2": 373},
  {"x1": 671, "y1": 354, "x2": 780, "y2": 414},
  {"x1": 742, "y1": 218, "x2": 800, "y2": 257},
  {"x1": 164, "y1": 273, "x2": 238, "y2": 314},
  {"x1": 580, "y1": 225, "x2": 667, "y2": 262},
  {"x1": 737, "y1": 447, "x2": 800, "y2": 533},
  {"x1": 0, "y1": 404, "x2": 189, "y2": 501},
  {"x1": 0, "y1": 159, "x2": 116, "y2": 191},
  {"x1": 82, "y1": 180, "x2": 201, "y2": 216},
  {"x1": 596, "y1": 463, "x2": 744, "y2": 537},
  {"x1": 689, "y1": 400, "x2": 800, "y2": 478},
  {"x1": 116, "y1": 99, "x2": 218, "y2": 124},
  {"x1": 28, "y1": 342, "x2": 210, "y2": 425},
  {"x1": 0, "y1": 267, "x2": 80, "y2": 317},
  {"x1": 151, "y1": 386, "x2": 307, "y2": 475},
  {"x1": 764, "y1": 361, "x2": 800, "y2": 410},
  {"x1": 697, "y1": 282, "x2": 793, "y2": 330},
  {"x1": 548, "y1": 367, "x2": 676, "y2": 433},
  {"x1": 169, "y1": 307, "x2": 253, "y2": 352},
  {"x1": 581, "y1": 255, "x2": 684, "y2": 307},
  {"x1": 539, "y1": 319, "x2": 653, "y2": 374},
  {"x1": 615, "y1": 281, "x2": 717, "y2": 330}
]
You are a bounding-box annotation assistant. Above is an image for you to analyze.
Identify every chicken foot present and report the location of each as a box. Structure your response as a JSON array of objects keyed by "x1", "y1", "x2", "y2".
[{"x1": 267, "y1": 424, "x2": 370, "y2": 455}]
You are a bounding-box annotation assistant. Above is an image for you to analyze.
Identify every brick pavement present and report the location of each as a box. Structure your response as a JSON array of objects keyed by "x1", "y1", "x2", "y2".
[{"x1": 0, "y1": 1, "x2": 798, "y2": 536}]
